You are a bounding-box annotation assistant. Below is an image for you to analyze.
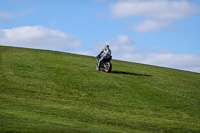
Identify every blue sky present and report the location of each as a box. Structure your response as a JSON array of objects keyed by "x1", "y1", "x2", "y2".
[{"x1": 1, "y1": 0, "x2": 200, "y2": 73}]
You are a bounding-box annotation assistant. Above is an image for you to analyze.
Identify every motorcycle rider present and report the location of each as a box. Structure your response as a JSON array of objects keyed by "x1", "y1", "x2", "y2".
[{"x1": 96, "y1": 44, "x2": 112, "y2": 71}]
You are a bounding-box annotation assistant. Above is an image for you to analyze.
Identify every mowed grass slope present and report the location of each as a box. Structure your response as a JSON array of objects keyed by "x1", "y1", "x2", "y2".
[{"x1": 0, "y1": 46, "x2": 200, "y2": 133}]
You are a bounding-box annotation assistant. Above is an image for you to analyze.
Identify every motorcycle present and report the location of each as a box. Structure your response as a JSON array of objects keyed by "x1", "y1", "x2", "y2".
[{"x1": 96, "y1": 56, "x2": 112, "y2": 73}]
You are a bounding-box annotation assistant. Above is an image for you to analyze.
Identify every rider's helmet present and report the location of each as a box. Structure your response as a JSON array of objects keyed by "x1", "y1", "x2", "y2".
[{"x1": 104, "y1": 44, "x2": 109, "y2": 49}]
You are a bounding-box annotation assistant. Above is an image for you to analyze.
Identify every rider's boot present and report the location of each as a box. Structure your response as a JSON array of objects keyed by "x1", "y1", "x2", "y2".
[{"x1": 97, "y1": 62, "x2": 100, "y2": 71}]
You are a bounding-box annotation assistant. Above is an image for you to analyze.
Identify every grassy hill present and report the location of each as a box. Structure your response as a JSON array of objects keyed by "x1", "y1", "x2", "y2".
[{"x1": 0, "y1": 46, "x2": 200, "y2": 133}]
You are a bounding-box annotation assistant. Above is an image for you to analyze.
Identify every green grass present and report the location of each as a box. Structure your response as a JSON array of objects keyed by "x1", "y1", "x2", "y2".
[{"x1": 0, "y1": 46, "x2": 200, "y2": 133}]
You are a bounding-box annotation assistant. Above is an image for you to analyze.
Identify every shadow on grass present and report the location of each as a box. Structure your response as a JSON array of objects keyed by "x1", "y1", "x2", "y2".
[{"x1": 111, "y1": 71, "x2": 152, "y2": 77}]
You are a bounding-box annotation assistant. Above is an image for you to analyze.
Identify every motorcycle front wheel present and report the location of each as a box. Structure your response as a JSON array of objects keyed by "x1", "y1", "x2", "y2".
[{"x1": 104, "y1": 62, "x2": 112, "y2": 73}]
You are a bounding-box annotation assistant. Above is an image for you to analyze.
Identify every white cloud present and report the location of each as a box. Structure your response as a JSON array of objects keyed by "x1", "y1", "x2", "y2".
[
  {"x1": 111, "y1": 0, "x2": 198, "y2": 32},
  {"x1": 0, "y1": 26, "x2": 81, "y2": 51},
  {"x1": 111, "y1": 0, "x2": 197, "y2": 19},
  {"x1": 119, "y1": 51, "x2": 200, "y2": 73},
  {"x1": 123, "y1": 52, "x2": 200, "y2": 73}
]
